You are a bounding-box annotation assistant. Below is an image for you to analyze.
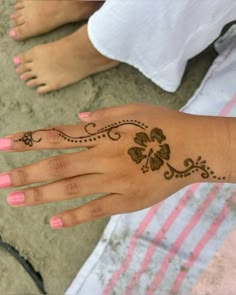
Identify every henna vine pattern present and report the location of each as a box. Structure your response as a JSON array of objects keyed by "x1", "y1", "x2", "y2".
[
  {"x1": 128, "y1": 128, "x2": 226, "y2": 181},
  {"x1": 14, "y1": 120, "x2": 148, "y2": 146}
]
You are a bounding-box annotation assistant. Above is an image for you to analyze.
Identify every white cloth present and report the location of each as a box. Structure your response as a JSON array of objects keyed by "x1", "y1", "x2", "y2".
[
  {"x1": 66, "y1": 25, "x2": 236, "y2": 295},
  {"x1": 88, "y1": 0, "x2": 236, "y2": 92}
]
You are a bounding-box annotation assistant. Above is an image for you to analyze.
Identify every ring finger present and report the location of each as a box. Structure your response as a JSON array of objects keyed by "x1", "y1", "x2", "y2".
[
  {"x1": 7, "y1": 173, "x2": 113, "y2": 207},
  {"x1": 1, "y1": 149, "x2": 102, "y2": 189}
]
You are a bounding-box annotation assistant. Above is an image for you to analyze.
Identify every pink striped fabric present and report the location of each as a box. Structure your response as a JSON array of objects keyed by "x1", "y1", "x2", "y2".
[
  {"x1": 101, "y1": 46, "x2": 236, "y2": 295},
  {"x1": 144, "y1": 184, "x2": 222, "y2": 295},
  {"x1": 170, "y1": 191, "x2": 235, "y2": 294}
]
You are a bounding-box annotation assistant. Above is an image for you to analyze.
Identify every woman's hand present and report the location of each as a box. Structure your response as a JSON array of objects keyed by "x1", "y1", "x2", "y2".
[{"x1": 0, "y1": 104, "x2": 229, "y2": 228}]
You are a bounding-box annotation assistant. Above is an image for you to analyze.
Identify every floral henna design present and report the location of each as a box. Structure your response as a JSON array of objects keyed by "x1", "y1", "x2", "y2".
[
  {"x1": 128, "y1": 128, "x2": 170, "y2": 173},
  {"x1": 128, "y1": 128, "x2": 226, "y2": 181}
]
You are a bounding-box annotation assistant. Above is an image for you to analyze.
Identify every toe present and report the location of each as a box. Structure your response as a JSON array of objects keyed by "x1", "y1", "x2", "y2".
[
  {"x1": 14, "y1": 1, "x2": 24, "y2": 10},
  {"x1": 26, "y1": 79, "x2": 43, "y2": 88},
  {"x1": 10, "y1": 11, "x2": 22, "y2": 19},
  {"x1": 37, "y1": 85, "x2": 51, "y2": 94},
  {"x1": 20, "y1": 71, "x2": 36, "y2": 82},
  {"x1": 11, "y1": 15, "x2": 24, "y2": 28},
  {"x1": 13, "y1": 52, "x2": 32, "y2": 66},
  {"x1": 16, "y1": 63, "x2": 32, "y2": 75}
]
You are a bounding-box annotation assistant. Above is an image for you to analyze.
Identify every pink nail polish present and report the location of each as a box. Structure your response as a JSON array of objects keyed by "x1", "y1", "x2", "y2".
[
  {"x1": 9, "y1": 29, "x2": 16, "y2": 38},
  {"x1": 7, "y1": 192, "x2": 25, "y2": 206},
  {"x1": 11, "y1": 13, "x2": 16, "y2": 19},
  {"x1": 0, "y1": 138, "x2": 12, "y2": 151},
  {"x1": 50, "y1": 217, "x2": 64, "y2": 229},
  {"x1": 0, "y1": 174, "x2": 11, "y2": 189},
  {"x1": 13, "y1": 56, "x2": 20, "y2": 65},
  {"x1": 78, "y1": 112, "x2": 91, "y2": 119}
]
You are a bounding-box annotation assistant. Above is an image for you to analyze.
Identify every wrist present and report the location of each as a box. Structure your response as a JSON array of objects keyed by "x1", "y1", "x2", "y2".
[{"x1": 184, "y1": 113, "x2": 232, "y2": 184}]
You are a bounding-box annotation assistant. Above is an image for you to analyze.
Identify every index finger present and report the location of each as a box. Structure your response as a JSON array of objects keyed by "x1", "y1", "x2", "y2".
[
  {"x1": 0, "y1": 123, "x2": 106, "y2": 152},
  {"x1": 0, "y1": 119, "x2": 148, "y2": 152}
]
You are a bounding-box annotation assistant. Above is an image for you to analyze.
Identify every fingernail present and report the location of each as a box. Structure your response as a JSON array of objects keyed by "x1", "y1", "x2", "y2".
[
  {"x1": 7, "y1": 192, "x2": 25, "y2": 206},
  {"x1": 50, "y1": 217, "x2": 64, "y2": 229},
  {"x1": 0, "y1": 174, "x2": 11, "y2": 189},
  {"x1": 78, "y1": 112, "x2": 91, "y2": 119},
  {"x1": 0, "y1": 138, "x2": 12, "y2": 151},
  {"x1": 9, "y1": 29, "x2": 16, "y2": 38},
  {"x1": 13, "y1": 56, "x2": 20, "y2": 65}
]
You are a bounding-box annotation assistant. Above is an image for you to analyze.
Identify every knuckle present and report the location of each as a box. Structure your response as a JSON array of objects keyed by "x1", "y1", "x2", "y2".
[
  {"x1": 30, "y1": 187, "x2": 44, "y2": 203},
  {"x1": 47, "y1": 129, "x2": 62, "y2": 145},
  {"x1": 64, "y1": 181, "x2": 81, "y2": 196},
  {"x1": 92, "y1": 107, "x2": 108, "y2": 120},
  {"x1": 11, "y1": 168, "x2": 28, "y2": 186},
  {"x1": 48, "y1": 157, "x2": 68, "y2": 178},
  {"x1": 88, "y1": 202, "x2": 105, "y2": 219}
]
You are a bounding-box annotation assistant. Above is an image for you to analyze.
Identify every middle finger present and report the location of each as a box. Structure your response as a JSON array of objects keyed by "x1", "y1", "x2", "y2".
[{"x1": 1, "y1": 149, "x2": 101, "y2": 189}]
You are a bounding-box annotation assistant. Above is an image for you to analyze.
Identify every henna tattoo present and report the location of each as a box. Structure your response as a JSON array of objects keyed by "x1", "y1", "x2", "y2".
[
  {"x1": 14, "y1": 121, "x2": 225, "y2": 181},
  {"x1": 14, "y1": 120, "x2": 148, "y2": 147},
  {"x1": 128, "y1": 128, "x2": 226, "y2": 181},
  {"x1": 164, "y1": 157, "x2": 226, "y2": 180}
]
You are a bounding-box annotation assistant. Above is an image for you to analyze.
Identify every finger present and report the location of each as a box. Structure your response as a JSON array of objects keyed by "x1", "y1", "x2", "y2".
[
  {"x1": 0, "y1": 123, "x2": 109, "y2": 152},
  {"x1": 7, "y1": 174, "x2": 113, "y2": 207},
  {"x1": 1, "y1": 149, "x2": 100, "y2": 188},
  {"x1": 50, "y1": 193, "x2": 129, "y2": 228},
  {"x1": 78, "y1": 103, "x2": 144, "y2": 122}
]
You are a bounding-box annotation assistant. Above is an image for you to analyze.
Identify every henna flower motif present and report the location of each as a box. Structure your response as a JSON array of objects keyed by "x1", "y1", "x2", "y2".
[
  {"x1": 128, "y1": 128, "x2": 170, "y2": 173},
  {"x1": 21, "y1": 132, "x2": 34, "y2": 147}
]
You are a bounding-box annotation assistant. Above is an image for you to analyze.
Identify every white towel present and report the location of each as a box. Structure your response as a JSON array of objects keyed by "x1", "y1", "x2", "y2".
[
  {"x1": 88, "y1": 0, "x2": 236, "y2": 92},
  {"x1": 66, "y1": 25, "x2": 236, "y2": 295}
]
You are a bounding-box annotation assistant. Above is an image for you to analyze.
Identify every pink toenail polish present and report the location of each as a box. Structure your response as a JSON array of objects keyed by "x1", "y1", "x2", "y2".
[
  {"x1": 0, "y1": 174, "x2": 11, "y2": 189},
  {"x1": 7, "y1": 192, "x2": 25, "y2": 206},
  {"x1": 9, "y1": 29, "x2": 16, "y2": 38},
  {"x1": 50, "y1": 217, "x2": 64, "y2": 229},
  {"x1": 11, "y1": 13, "x2": 16, "y2": 19},
  {"x1": 0, "y1": 138, "x2": 12, "y2": 151},
  {"x1": 13, "y1": 56, "x2": 20, "y2": 65}
]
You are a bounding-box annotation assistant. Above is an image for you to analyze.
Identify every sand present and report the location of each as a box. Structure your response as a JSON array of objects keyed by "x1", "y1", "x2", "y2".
[{"x1": 0, "y1": 1, "x2": 217, "y2": 294}]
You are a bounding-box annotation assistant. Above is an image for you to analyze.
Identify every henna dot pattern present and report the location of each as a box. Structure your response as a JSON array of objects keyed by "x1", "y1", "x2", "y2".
[{"x1": 14, "y1": 120, "x2": 148, "y2": 147}]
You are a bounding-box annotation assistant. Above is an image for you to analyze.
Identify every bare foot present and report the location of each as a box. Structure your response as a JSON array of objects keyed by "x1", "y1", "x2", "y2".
[
  {"x1": 13, "y1": 24, "x2": 119, "y2": 94},
  {"x1": 10, "y1": 0, "x2": 103, "y2": 40}
]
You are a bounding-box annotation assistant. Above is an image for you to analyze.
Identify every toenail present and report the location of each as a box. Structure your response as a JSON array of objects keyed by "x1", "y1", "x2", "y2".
[
  {"x1": 13, "y1": 56, "x2": 21, "y2": 65},
  {"x1": 11, "y1": 13, "x2": 16, "y2": 19},
  {"x1": 9, "y1": 29, "x2": 16, "y2": 38}
]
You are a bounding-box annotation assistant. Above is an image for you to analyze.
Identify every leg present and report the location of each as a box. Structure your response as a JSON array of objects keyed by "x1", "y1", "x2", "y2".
[{"x1": 10, "y1": 0, "x2": 103, "y2": 40}]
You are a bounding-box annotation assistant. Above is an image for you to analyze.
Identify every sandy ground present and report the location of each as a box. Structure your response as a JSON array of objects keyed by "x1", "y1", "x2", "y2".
[{"x1": 0, "y1": 1, "x2": 217, "y2": 294}]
